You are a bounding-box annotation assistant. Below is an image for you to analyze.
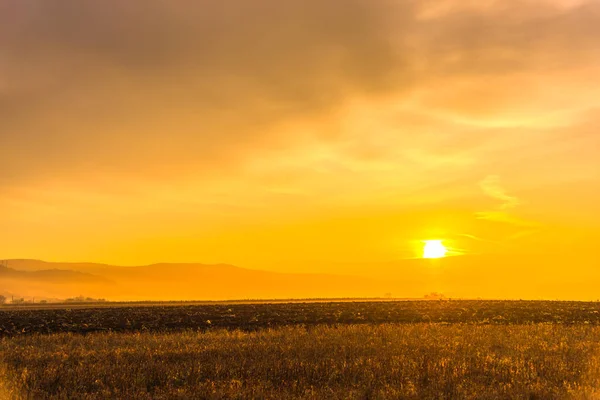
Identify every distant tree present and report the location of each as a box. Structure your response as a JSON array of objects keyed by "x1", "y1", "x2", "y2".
[
  {"x1": 64, "y1": 296, "x2": 106, "y2": 303},
  {"x1": 0, "y1": 295, "x2": 6, "y2": 305},
  {"x1": 424, "y1": 292, "x2": 447, "y2": 300}
]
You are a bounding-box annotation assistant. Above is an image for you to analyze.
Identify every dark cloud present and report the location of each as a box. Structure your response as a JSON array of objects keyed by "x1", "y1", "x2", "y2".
[
  {"x1": 1, "y1": 0, "x2": 404, "y2": 111},
  {"x1": 1, "y1": 0, "x2": 599, "y2": 187},
  {"x1": 0, "y1": 0, "x2": 408, "y2": 185}
]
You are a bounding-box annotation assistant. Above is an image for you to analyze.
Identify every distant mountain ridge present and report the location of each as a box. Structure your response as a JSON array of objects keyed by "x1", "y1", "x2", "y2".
[
  {"x1": 1, "y1": 259, "x2": 401, "y2": 302},
  {"x1": 4, "y1": 253, "x2": 599, "y2": 301},
  {"x1": 0, "y1": 264, "x2": 113, "y2": 284}
]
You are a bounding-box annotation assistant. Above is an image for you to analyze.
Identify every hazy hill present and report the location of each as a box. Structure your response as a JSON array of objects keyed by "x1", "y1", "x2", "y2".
[
  {"x1": 0, "y1": 264, "x2": 113, "y2": 284},
  {"x1": 1, "y1": 260, "x2": 404, "y2": 301},
  {"x1": 5, "y1": 260, "x2": 116, "y2": 274},
  {"x1": 5, "y1": 253, "x2": 598, "y2": 301},
  {"x1": 0, "y1": 264, "x2": 115, "y2": 301}
]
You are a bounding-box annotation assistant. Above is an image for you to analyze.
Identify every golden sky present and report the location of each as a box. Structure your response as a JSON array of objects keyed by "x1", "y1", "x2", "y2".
[{"x1": 1, "y1": 0, "x2": 599, "y2": 288}]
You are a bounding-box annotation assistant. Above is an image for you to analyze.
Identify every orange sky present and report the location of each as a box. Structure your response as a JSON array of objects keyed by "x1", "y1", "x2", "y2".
[{"x1": 0, "y1": 0, "x2": 599, "y2": 290}]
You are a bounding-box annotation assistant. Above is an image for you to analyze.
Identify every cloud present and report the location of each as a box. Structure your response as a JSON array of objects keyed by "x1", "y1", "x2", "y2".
[
  {"x1": 1, "y1": 0, "x2": 600, "y2": 188},
  {"x1": 475, "y1": 212, "x2": 540, "y2": 228},
  {"x1": 0, "y1": 0, "x2": 408, "y2": 189},
  {"x1": 475, "y1": 175, "x2": 542, "y2": 230},
  {"x1": 0, "y1": 0, "x2": 599, "y2": 256},
  {"x1": 479, "y1": 175, "x2": 519, "y2": 210},
  {"x1": 455, "y1": 233, "x2": 501, "y2": 244},
  {"x1": 475, "y1": 174, "x2": 520, "y2": 224},
  {"x1": 507, "y1": 229, "x2": 541, "y2": 241}
]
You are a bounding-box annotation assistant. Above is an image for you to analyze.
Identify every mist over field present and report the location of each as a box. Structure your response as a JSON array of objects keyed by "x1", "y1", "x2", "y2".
[{"x1": 2, "y1": 254, "x2": 600, "y2": 302}]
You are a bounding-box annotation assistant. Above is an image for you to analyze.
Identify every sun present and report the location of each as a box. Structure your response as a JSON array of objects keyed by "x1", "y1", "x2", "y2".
[{"x1": 423, "y1": 240, "x2": 448, "y2": 259}]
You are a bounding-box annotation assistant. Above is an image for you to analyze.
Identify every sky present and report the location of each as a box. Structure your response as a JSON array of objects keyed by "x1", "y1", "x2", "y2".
[{"x1": 1, "y1": 0, "x2": 599, "y2": 284}]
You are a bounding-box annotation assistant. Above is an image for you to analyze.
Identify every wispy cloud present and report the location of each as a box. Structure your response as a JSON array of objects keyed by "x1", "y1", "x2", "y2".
[
  {"x1": 455, "y1": 233, "x2": 501, "y2": 244},
  {"x1": 507, "y1": 229, "x2": 541, "y2": 241},
  {"x1": 475, "y1": 211, "x2": 539, "y2": 228},
  {"x1": 475, "y1": 175, "x2": 539, "y2": 229},
  {"x1": 479, "y1": 175, "x2": 519, "y2": 210}
]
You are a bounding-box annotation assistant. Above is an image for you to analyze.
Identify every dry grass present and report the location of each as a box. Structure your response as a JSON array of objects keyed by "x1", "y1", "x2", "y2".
[
  {"x1": 2, "y1": 324, "x2": 600, "y2": 399},
  {"x1": 0, "y1": 368, "x2": 15, "y2": 400}
]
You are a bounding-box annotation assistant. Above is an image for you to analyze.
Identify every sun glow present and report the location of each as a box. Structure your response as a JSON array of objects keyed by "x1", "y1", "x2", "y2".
[{"x1": 423, "y1": 240, "x2": 448, "y2": 259}]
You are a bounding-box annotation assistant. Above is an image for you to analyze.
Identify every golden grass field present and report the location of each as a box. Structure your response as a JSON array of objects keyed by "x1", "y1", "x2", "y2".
[{"x1": 2, "y1": 324, "x2": 600, "y2": 399}]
